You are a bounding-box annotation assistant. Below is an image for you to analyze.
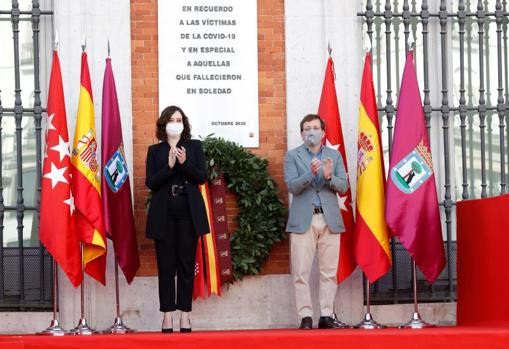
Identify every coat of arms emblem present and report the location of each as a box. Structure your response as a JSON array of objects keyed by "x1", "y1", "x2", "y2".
[
  {"x1": 390, "y1": 140, "x2": 434, "y2": 194},
  {"x1": 104, "y1": 144, "x2": 129, "y2": 193}
]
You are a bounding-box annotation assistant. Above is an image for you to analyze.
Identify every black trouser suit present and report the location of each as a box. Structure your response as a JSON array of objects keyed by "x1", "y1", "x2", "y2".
[{"x1": 145, "y1": 139, "x2": 210, "y2": 313}]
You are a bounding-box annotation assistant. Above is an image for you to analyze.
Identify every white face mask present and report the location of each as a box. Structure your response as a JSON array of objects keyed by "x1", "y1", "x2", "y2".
[{"x1": 166, "y1": 122, "x2": 184, "y2": 136}]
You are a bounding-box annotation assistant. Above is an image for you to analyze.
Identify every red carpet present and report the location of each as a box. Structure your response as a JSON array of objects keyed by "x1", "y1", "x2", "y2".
[{"x1": 1, "y1": 327, "x2": 509, "y2": 349}]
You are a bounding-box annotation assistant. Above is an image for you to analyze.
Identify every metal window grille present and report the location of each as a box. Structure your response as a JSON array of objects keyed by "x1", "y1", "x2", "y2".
[
  {"x1": 359, "y1": 0, "x2": 509, "y2": 304},
  {"x1": 0, "y1": 0, "x2": 53, "y2": 310}
]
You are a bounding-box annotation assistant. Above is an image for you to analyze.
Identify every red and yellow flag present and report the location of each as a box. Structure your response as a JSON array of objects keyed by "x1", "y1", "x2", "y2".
[
  {"x1": 71, "y1": 52, "x2": 107, "y2": 285},
  {"x1": 194, "y1": 183, "x2": 221, "y2": 299},
  {"x1": 353, "y1": 52, "x2": 391, "y2": 282}
]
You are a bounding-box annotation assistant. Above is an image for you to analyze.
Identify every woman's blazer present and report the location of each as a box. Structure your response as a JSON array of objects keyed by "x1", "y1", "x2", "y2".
[{"x1": 145, "y1": 139, "x2": 210, "y2": 239}]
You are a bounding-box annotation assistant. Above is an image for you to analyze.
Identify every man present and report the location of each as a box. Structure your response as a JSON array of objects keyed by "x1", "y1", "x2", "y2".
[{"x1": 284, "y1": 113, "x2": 349, "y2": 329}]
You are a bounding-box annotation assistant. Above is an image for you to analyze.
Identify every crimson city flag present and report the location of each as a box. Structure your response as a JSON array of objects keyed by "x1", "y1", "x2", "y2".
[
  {"x1": 385, "y1": 51, "x2": 446, "y2": 283},
  {"x1": 71, "y1": 52, "x2": 107, "y2": 285},
  {"x1": 354, "y1": 52, "x2": 391, "y2": 282},
  {"x1": 318, "y1": 56, "x2": 357, "y2": 282},
  {"x1": 40, "y1": 50, "x2": 82, "y2": 287},
  {"x1": 101, "y1": 57, "x2": 140, "y2": 284}
]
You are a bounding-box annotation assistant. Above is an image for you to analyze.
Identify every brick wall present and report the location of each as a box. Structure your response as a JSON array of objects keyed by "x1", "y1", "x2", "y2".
[{"x1": 130, "y1": 0, "x2": 288, "y2": 277}]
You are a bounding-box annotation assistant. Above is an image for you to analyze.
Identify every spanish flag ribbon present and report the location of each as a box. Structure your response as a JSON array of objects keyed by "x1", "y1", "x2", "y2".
[{"x1": 193, "y1": 183, "x2": 221, "y2": 299}]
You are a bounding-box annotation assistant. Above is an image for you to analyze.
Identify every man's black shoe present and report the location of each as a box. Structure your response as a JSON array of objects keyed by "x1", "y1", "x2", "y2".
[
  {"x1": 318, "y1": 315, "x2": 349, "y2": 329},
  {"x1": 299, "y1": 316, "x2": 313, "y2": 329}
]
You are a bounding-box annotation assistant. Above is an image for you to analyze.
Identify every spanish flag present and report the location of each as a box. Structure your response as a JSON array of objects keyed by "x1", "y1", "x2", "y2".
[
  {"x1": 71, "y1": 52, "x2": 107, "y2": 285},
  {"x1": 353, "y1": 52, "x2": 391, "y2": 282}
]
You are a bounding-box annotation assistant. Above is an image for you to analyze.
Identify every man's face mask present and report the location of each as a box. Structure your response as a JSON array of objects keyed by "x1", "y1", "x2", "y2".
[{"x1": 303, "y1": 129, "x2": 323, "y2": 146}]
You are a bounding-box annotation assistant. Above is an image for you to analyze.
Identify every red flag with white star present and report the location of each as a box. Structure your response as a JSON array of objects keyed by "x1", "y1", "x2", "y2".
[
  {"x1": 40, "y1": 50, "x2": 82, "y2": 287},
  {"x1": 318, "y1": 56, "x2": 357, "y2": 282}
]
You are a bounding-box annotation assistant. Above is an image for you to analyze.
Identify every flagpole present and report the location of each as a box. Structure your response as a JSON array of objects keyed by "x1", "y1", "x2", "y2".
[
  {"x1": 69, "y1": 243, "x2": 97, "y2": 335},
  {"x1": 37, "y1": 260, "x2": 66, "y2": 335},
  {"x1": 354, "y1": 277, "x2": 385, "y2": 329},
  {"x1": 103, "y1": 257, "x2": 134, "y2": 333},
  {"x1": 399, "y1": 259, "x2": 435, "y2": 328}
]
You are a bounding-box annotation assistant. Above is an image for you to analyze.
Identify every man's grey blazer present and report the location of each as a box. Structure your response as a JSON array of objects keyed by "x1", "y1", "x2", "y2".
[{"x1": 284, "y1": 144, "x2": 349, "y2": 234}]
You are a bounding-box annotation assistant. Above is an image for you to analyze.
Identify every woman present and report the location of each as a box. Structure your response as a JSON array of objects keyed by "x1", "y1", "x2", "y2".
[{"x1": 145, "y1": 105, "x2": 209, "y2": 333}]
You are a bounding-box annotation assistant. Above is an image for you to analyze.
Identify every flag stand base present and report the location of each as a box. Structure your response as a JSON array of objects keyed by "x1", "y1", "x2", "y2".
[
  {"x1": 103, "y1": 317, "x2": 134, "y2": 334},
  {"x1": 399, "y1": 312, "x2": 435, "y2": 329},
  {"x1": 354, "y1": 312, "x2": 386, "y2": 329},
  {"x1": 69, "y1": 318, "x2": 98, "y2": 335},
  {"x1": 36, "y1": 319, "x2": 67, "y2": 336}
]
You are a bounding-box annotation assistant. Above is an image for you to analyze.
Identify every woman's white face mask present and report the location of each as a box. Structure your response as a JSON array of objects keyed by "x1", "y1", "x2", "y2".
[{"x1": 166, "y1": 122, "x2": 184, "y2": 137}]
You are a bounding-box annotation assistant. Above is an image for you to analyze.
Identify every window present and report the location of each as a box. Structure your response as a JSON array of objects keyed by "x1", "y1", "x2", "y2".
[
  {"x1": 361, "y1": 0, "x2": 509, "y2": 304},
  {"x1": 0, "y1": 0, "x2": 52, "y2": 310}
]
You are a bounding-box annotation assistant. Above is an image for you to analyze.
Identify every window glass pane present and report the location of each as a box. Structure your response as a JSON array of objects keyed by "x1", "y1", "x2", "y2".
[
  {"x1": 0, "y1": 0, "x2": 36, "y2": 108},
  {"x1": 0, "y1": 13, "x2": 15, "y2": 108},
  {"x1": 3, "y1": 210, "x2": 17, "y2": 247},
  {"x1": 2, "y1": 117, "x2": 17, "y2": 207},
  {"x1": 451, "y1": 0, "x2": 506, "y2": 199},
  {"x1": 2, "y1": 210, "x2": 38, "y2": 248},
  {"x1": 1, "y1": 114, "x2": 38, "y2": 208}
]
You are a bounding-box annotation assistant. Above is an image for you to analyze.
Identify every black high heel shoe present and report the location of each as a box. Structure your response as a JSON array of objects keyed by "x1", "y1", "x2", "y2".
[
  {"x1": 180, "y1": 318, "x2": 192, "y2": 333},
  {"x1": 161, "y1": 318, "x2": 173, "y2": 333}
]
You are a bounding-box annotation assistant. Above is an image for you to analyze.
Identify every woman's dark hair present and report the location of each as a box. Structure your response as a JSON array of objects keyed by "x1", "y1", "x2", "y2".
[
  {"x1": 156, "y1": 105, "x2": 192, "y2": 142},
  {"x1": 299, "y1": 113, "x2": 325, "y2": 132}
]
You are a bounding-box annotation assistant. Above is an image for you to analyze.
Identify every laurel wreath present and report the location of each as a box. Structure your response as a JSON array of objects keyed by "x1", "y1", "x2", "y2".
[{"x1": 202, "y1": 136, "x2": 286, "y2": 280}]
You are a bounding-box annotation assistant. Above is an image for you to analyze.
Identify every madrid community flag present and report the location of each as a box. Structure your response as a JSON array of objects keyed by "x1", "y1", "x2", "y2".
[
  {"x1": 40, "y1": 50, "x2": 82, "y2": 287},
  {"x1": 193, "y1": 183, "x2": 221, "y2": 299},
  {"x1": 385, "y1": 50, "x2": 445, "y2": 283},
  {"x1": 354, "y1": 52, "x2": 391, "y2": 282},
  {"x1": 318, "y1": 56, "x2": 357, "y2": 282},
  {"x1": 101, "y1": 57, "x2": 140, "y2": 284},
  {"x1": 71, "y1": 51, "x2": 107, "y2": 285}
]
